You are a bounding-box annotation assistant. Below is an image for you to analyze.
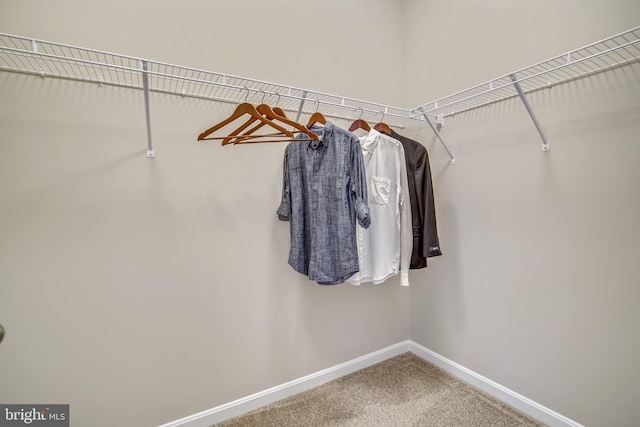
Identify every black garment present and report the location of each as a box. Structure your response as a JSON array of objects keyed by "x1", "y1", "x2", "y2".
[{"x1": 390, "y1": 130, "x2": 442, "y2": 269}]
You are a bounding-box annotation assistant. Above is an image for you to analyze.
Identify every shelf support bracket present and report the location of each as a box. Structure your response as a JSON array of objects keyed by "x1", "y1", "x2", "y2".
[
  {"x1": 417, "y1": 108, "x2": 455, "y2": 165},
  {"x1": 295, "y1": 91, "x2": 308, "y2": 122},
  {"x1": 141, "y1": 60, "x2": 154, "y2": 158},
  {"x1": 509, "y1": 73, "x2": 549, "y2": 152}
]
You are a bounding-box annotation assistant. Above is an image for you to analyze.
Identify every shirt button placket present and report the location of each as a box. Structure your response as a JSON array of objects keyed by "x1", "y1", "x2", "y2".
[{"x1": 310, "y1": 147, "x2": 319, "y2": 277}]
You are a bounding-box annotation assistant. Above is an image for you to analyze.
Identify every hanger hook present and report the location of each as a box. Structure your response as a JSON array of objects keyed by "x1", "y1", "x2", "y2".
[
  {"x1": 356, "y1": 106, "x2": 364, "y2": 120},
  {"x1": 274, "y1": 92, "x2": 281, "y2": 107},
  {"x1": 259, "y1": 89, "x2": 266, "y2": 104},
  {"x1": 243, "y1": 86, "x2": 249, "y2": 102},
  {"x1": 314, "y1": 99, "x2": 320, "y2": 112},
  {"x1": 377, "y1": 110, "x2": 386, "y2": 123}
]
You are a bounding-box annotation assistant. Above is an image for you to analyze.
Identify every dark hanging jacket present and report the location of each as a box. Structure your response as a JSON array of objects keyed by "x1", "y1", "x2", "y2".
[{"x1": 390, "y1": 130, "x2": 442, "y2": 268}]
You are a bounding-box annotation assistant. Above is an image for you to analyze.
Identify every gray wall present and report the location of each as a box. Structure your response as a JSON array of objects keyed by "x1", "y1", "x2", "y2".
[
  {"x1": 1, "y1": 1, "x2": 639, "y2": 426},
  {"x1": 402, "y1": 1, "x2": 640, "y2": 426},
  {"x1": 0, "y1": 2, "x2": 409, "y2": 426}
]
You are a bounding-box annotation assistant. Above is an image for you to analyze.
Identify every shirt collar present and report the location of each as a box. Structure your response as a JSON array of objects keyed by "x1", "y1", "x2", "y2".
[
  {"x1": 360, "y1": 128, "x2": 382, "y2": 155},
  {"x1": 308, "y1": 121, "x2": 335, "y2": 148}
]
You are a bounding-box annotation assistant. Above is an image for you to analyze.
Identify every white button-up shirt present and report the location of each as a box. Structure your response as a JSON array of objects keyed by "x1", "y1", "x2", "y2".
[{"x1": 348, "y1": 129, "x2": 413, "y2": 286}]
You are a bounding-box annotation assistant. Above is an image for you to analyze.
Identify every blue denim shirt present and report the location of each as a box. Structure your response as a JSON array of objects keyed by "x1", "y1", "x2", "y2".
[{"x1": 277, "y1": 122, "x2": 370, "y2": 285}]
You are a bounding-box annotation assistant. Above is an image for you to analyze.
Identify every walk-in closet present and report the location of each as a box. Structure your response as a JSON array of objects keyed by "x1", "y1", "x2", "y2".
[{"x1": 1, "y1": 1, "x2": 639, "y2": 426}]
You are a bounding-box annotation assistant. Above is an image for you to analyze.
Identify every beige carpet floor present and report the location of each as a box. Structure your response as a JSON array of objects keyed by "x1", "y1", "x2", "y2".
[{"x1": 214, "y1": 352, "x2": 547, "y2": 427}]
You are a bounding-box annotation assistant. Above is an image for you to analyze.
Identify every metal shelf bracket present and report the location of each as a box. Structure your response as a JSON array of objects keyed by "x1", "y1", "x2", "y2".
[
  {"x1": 410, "y1": 26, "x2": 639, "y2": 156},
  {"x1": 509, "y1": 73, "x2": 550, "y2": 152},
  {"x1": 417, "y1": 107, "x2": 455, "y2": 165},
  {"x1": 140, "y1": 60, "x2": 154, "y2": 158}
]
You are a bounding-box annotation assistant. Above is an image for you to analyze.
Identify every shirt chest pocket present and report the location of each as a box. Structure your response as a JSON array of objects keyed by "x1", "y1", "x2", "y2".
[{"x1": 371, "y1": 176, "x2": 391, "y2": 205}]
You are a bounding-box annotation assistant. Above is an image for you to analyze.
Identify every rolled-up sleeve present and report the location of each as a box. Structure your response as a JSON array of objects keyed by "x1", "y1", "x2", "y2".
[
  {"x1": 277, "y1": 147, "x2": 290, "y2": 221},
  {"x1": 350, "y1": 138, "x2": 370, "y2": 229}
]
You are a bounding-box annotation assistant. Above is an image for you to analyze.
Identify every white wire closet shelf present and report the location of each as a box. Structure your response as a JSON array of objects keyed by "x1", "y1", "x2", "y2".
[
  {"x1": 0, "y1": 34, "x2": 427, "y2": 124},
  {"x1": 411, "y1": 26, "x2": 640, "y2": 121},
  {"x1": 0, "y1": 32, "x2": 440, "y2": 158},
  {"x1": 1, "y1": 26, "x2": 639, "y2": 160}
]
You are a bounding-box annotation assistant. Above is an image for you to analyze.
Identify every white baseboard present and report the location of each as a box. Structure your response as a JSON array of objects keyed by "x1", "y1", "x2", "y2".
[
  {"x1": 408, "y1": 341, "x2": 584, "y2": 427},
  {"x1": 157, "y1": 341, "x2": 411, "y2": 427},
  {"x1": 158, "y1": 340, "x2": 583, "y2": 427}
]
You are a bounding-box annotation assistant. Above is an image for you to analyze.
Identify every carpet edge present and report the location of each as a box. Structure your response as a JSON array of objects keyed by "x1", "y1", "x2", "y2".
[
  {"x1": 157, "y1": 340, "x2": 585, "y2": 427},
  {"x1": 408, "y1": 341, "x2": 585, "y2": 427},
  {"x1": 156, "y1": 341, "x2": 412, "y2": 427}
]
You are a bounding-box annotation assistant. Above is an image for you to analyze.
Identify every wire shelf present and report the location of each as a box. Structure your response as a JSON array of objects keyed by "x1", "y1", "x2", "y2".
[
  {"x1": 410, "y1": 26, "x2": 640, "y2": 119},
  {"x1": 0, "y1": 33, "x2": 427, "y2": 127},
  {"x1": 1, "y1": 27, "x2": 638, "y2": 161},
  {"x1": 145, "y1": 61, "x2": 419, "y2": 125}
]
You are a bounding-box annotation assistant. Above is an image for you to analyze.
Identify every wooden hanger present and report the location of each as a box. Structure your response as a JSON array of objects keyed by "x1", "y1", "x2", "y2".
[
  {"x1": 223, "y1": 90, "x2": 288, "y2": 145},
  {"x1": 270, "y1": 92, "x2": 288, "y2": 119},
  {"x1": 373, "y1": 111, "x2": 392, "y2": 135},
  {"x1": 348, "y1": 107, "x2": 371, "y2": 132},
  {"x1": 230, "y1": 90, "x2": 318, "y2": 144},
  {"x1": 227, "y1": 103, "x2": 318, "y2": 145},
  {"x1": 349, "y1": 119, "x2": 370, "y2": 132},
  {"x1": 307, "y1": 112, "x2": 327, "y2": 128},
  {"x1": 306, "y1": 99, "x2": 327, "y2": 128},
  {"x1": 222, "y1": 132, "x2": 297, "y2": 144},
  {"x1": 226, "y1": 106, "x2": 290, "y2": 144},
  {"x1": 374, "y1": 122, "x2": 391, "y2": 135},
  {"x1": 273, "y1": 107, "x2": 287, "y2": 118},
  {"x1": 223, "y1": 91, "x2": 288, "y2": 144},
  {"x1": 197, "y1": 102, "x2": 293, "y2": 143}
]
